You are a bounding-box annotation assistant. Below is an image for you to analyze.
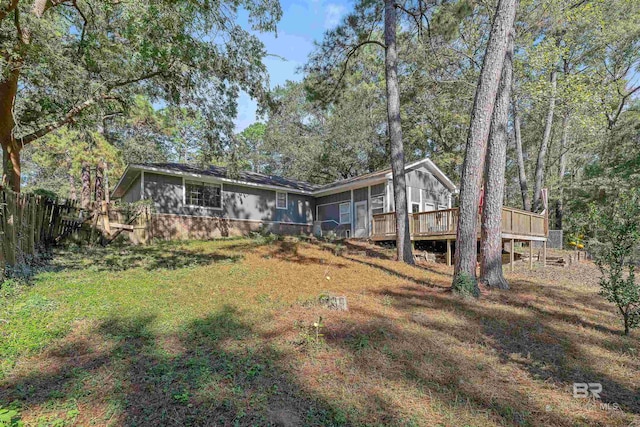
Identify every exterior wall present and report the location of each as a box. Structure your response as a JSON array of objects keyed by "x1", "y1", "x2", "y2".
[
  {"x1": 142, "y1": 172, "x2": 314, "y2": 225},
  {"x1": 353, "y1": 187, "x2": 368, "y2": 202},
  {"x1": 405, "y1": 168, "x2": 450, "y2": 207},
  {"x1": 150, "y1": 214, "x2": 312, "y2": 240},
  {"x1": 315, "y1": 191, "x2": 351, "y2": 206},
  {"x1": 370, "y1": 183, "x2": 385, "y2": 196},
  {"x1": 122, "y1": 174, "x2": 142, "y2": 203}
]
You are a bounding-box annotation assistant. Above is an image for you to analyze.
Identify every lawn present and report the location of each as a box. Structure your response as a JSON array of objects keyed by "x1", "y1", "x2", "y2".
[{"x1": 0, "y1": 237, "x2": 638, "y2": 426}]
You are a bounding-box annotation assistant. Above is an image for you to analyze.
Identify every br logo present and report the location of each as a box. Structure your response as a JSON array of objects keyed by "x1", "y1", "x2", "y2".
[{"x1": 573, "y1": 383, "x2": 602, "y2": 399}]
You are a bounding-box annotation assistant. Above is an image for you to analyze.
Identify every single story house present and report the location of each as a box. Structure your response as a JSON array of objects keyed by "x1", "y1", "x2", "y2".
[{"x1": 111, "y1": 159, "x2": 457, "y2": 240}]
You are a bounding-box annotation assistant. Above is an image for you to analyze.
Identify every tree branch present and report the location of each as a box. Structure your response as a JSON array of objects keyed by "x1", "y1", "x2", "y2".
[
  {"x1": 17, "y1": 94, "x2": 118, "y2": 145},
  {"x1": 0, "y1": 0, "x2": 19, "y2": 21},
  {"x1": 328, "y1": 39, "x2": 385, "y2": 101}
]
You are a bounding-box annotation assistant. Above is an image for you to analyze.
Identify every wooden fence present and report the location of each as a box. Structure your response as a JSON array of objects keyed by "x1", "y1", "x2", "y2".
[{"x1": 0, "y1": 189, "x2": 84, "y2": 275}]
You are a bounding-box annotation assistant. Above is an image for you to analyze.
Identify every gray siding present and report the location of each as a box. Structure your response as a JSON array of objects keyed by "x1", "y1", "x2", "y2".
[
  {"x1": 122, "y1": 174, "x2": 142, "y2": 203},
  {"x1": 405, "y1": 169, "x2": 450, "y2": 206},
  {"x1": 143, "y1": 172, "x2": 313, "y2": 224}
]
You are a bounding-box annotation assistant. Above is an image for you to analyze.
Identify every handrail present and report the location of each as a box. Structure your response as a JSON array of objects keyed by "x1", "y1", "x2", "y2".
[{"x1": 372, "y1": 206, "x2": 548, "y2": 239}]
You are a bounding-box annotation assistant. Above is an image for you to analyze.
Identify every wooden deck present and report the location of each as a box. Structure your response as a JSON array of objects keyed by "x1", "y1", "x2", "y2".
[{"x1": 371, "y1": 207, "x2": 548, "y2": 242}]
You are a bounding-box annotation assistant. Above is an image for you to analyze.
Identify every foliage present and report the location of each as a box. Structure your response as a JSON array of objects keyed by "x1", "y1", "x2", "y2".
[
  {"x1": 451, "y1": 272, "x2": 479, "y2": 298},
  {"x1": 0, "y1": 406, "x2": 23, "y2": 427},
  {"x1": 587, "y1": 189, "x2": 640, "y2": 335}
]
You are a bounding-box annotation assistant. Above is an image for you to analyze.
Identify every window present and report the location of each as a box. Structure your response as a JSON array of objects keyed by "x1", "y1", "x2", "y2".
[
  {"x1": 185, "y1": 181, "x2": 222, "y2": 208},
  {"x1": 438, "y1": 204, "x2": 448, "y2": 210},
  {"x1": 276, "y1": 191, "x2": 287, "y2": 210},
  {"x1": 412, "y1": 203, "x2": 421, "y2": 213},
  {"x1": 371, "y1": 195, "x2": 385, "y2": 215},
  {"x1": 339, "y1": 202, "x2": 351, "y2": 224},
  {"x1": 424, "y1": 202, "x2": 435, "y2": 212}
]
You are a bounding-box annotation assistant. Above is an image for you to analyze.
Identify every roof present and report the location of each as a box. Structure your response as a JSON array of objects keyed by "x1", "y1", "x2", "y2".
[{"x1": 111, "y1": 159, "x2": 457, "y2": 199}]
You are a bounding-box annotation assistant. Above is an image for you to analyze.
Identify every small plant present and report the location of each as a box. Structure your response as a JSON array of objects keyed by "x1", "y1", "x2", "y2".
[
  {"x1": 0, "y1": 406, "x2": 23, "y2": 427},
  {"x1": 587, "y1": 189, "x2": 640, "y2": 335},
  {"x1": 452, "y1": 272, "x2": 479, "y2": 298}
]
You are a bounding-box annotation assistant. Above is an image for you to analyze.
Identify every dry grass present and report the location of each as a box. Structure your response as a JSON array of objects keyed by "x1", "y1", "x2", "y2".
[{"x1": 0, "y1": 237, "x2": 638, "y2": 426}]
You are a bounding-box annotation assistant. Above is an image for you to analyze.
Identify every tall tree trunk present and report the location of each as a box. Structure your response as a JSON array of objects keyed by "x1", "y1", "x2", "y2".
[
  {"x1": 0, "y1": 70, "x2": 21, "y2": 192},
  {"x1": 384, "y1": 0, "x2": 413, "y2": 264},
  {"x1": 512, "y1": 95, "x2": 530, "y2": 211},
  {"x1": 480, "y1": 30, "x2": 515, "y2": 290},
  {"x1": 81, "y1": 162, "x2": 91, "y2": 209},
  {"x1": 532, "y1": 67, "x2": 557, "y2": 212},
  {"x1": 453, "y1": 0, "x2": 517, "y2": 295},
  {"x1": 556, "y1": 111, "x2": 569, "y2": 229}
]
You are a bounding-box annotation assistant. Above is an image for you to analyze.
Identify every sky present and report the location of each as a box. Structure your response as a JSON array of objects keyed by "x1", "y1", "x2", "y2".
[{"x1": 234, "y1": 0, "x2": 352, "y2": 132}]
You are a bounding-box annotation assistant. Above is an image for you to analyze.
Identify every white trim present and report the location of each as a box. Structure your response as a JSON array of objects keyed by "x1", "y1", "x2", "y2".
[
  {"x1": 353, "y1": 200, "x2": 368, "y2": 238},
  {"x1": 350, "y1": 189, "x2": 354, "y2": 235},
  {"x1": 275, "y1": 191, "x2": 288, "y2": 210},
  {"x1": 183, "y1": 179, "x2": 223, "y2": 210},
  {"x1": 339, "y1": 201, "x2": 351, "y2": 225},
  {"x1": 182, "y1": 177, "x2": 186, "y2": 205},
  {"x1": 419, "y1": 188, "x2": 423, "y2": 211},
  {"x1": 140, "y1": 171, "x2": 145, "y2": 199},
  {"x1": 367, "y1": 186, "x2": 372, "y2": 237},
  {"x1": 152, "y1": 213, "x2": 313, "y2": 226},
  {"x1": 383, "y1": 158, "x2": 457, "y2": 193}
]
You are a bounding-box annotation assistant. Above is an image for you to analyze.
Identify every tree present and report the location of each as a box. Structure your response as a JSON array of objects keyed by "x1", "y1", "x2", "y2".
[
  {"x1": 587, "y1": 189, "x2": 640, "y2": 336},
  {"x1": 480, "y1": 28, "x2": 515, "y2": 290},
  {"x1": 452, "y1": 0, "x2": 517, "y2": 296},
  {"x1": 0, "y1": 0, "x2": 281, "y2": 192},
  {"x1": 384, "y1": 0, "x2": 413, "y2": 264}
]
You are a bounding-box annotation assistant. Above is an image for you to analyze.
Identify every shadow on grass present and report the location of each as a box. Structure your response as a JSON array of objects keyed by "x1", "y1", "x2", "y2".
[
  {"x1": 0, "y1": 307, "x2": 352, "y2": 426},
  {"x1": 49, "y1": 240, "x2": 260, "y2": 272}
]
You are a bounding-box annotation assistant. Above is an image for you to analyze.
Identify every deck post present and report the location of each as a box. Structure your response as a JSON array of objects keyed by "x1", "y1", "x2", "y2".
[
  {"x1": 446, "y1": 239, "x2": 451, "y2": 266},
  {"x1": 529, "y1": 241, "x2": 533, "y2": 270},
  {"x1": 543, "y1": 240, "x2": 547, "y2": 267},
  {"x1": 510, "y1": 239, "x2": 515, "y2": 272}
]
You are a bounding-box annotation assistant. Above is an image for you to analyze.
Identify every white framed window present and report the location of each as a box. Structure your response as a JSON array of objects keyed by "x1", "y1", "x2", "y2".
[
  {"x1": 412, "y1": 203, "x2": 421, "y2": 213},
  {"x1": 371, "y1": 195, "x2": 385, "y2": 215},
  {"x1": 339, "y1": 202, "x2": 351, "y2": 224},
  {"x1": 185, "y1": 181, "x2": 222, "y2": 209},
  {"x1": 438, "y1": 204, "x2": 448, "y2": 210},
  {"x1": 276, "y1": 191, "x2": 287, "y2": 210},
  {"x1": 424, "y1": 202, "x2": 435, "y2": 212}
]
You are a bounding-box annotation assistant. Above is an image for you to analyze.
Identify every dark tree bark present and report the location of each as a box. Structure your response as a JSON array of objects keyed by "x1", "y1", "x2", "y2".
[
  {"x1": 384, "y1": 0, "x2": 413, "y2": 264},
  {"x1": 532, "y1": 67, "x2": 557, "y2": 212},
  {"x1": 480, "y1": 31, "x2": 515, "y2": 290},
  {"x1": 0, "y1": 70, "x2": 21, "y2": 192},
  {"x1": 453, "y1": 0, "x2": 518, "y2": 295},
  {"x1": 81, "y1": 162, "x2": 91, "y2": 209},
  {"x1": 512, "y1": 95, "x2": 530, "y2": 211},
  {"x1": 95, "y1": 161, "x2": 105, "y2": 203}
]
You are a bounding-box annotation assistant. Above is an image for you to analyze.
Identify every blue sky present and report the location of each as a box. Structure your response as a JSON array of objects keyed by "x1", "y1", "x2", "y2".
[{"x1": 234, "y1": 0, "x2": 352, "y2": 131}]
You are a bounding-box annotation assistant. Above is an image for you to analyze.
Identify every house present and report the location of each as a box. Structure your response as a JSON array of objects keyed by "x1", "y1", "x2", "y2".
[{"x1": 111, "y1": 159, "x2": 458, "y2": 240}]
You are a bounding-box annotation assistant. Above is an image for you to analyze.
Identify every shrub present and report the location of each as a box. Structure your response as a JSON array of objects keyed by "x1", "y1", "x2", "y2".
[{"x1": 587, "y1": 189, "x2": 640, "y2": 335}]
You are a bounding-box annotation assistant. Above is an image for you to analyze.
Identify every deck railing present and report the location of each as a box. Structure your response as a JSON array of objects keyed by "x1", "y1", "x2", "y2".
[{"x1": 372, "y1": 207, "x2": 547, "y2": 240}]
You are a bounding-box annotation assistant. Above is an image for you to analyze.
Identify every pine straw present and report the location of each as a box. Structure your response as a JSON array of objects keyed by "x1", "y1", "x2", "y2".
[{"x1": 0, "y1": 238, "x2": 638, "y2": 426}]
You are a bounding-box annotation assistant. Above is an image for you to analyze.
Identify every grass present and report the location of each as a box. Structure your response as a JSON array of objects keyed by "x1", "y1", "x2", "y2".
[{"x1": 0, "y1": 237, "x2": 638, "y2": 426}]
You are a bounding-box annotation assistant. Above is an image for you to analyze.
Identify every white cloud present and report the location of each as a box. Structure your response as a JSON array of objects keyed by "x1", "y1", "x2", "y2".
[{"x1": 324, "y1": 3, "x2": 346, "y2": 29}]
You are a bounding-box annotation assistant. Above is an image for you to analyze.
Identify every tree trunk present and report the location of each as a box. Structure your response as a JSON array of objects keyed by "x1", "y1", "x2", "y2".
[
  {"x1": 81, "y1": 162, "x2": 91, "y2": 209},
  {"x1": 556, "y1": 111, "x2": 569, "y2": 229},
  {"x1": 384, "y1": 0, "x2": 413, "y2": 264},
  {"x1": 480, "y1": 31, "x2": 515, "y2": 290},
  {"x1": 95, "y1": 161, "x2": 105, "y2": 203},
  {"x1": 532, "y1": 67, "x2": 557, "y2": 212},
  {"x1": 512, "y1": 95, "x2": 530, "y2": 211},
  {"x1": 0, "y1": 70, "x2": 21, "y2": 192},
  {"x1": 453, "y1": 0, "x2": 518, "y2": 295}
]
